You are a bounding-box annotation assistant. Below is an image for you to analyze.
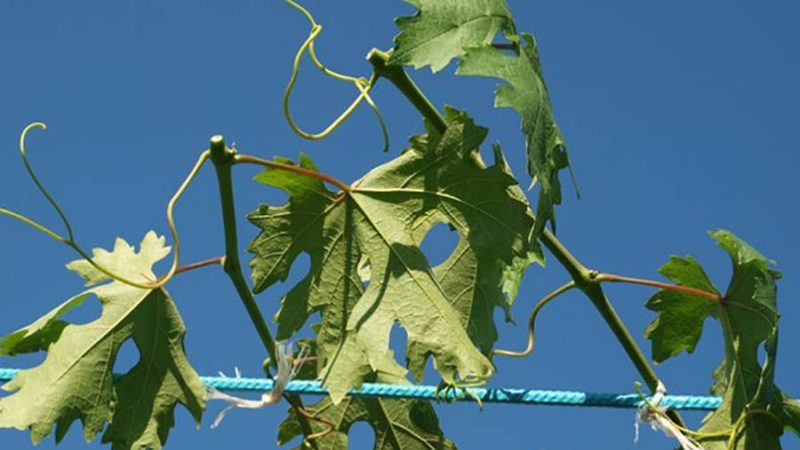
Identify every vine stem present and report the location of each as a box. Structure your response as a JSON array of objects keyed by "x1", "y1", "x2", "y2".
[
  {"x1": 208, "y1": 136, "x2": 319, "y2": 448},
  {"x1": 367, "y1": 49, "x2": 686, "y2": 428}
]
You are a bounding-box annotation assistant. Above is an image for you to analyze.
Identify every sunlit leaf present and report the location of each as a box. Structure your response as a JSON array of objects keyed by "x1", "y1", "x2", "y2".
[
  {"x1": 391, "y1": 0, "x2": 573, "y2": 250},
  {"x1": 389, "y1": 0, "x2": 516, "y2": 73},
  {"x1": 248, "y1": 109, "x2": 533, "y2": 402},
  {"x1": 0, "y1": 232, "x2": 205, "y2": 450},
  {"x1": 457, "y1": 34, "x2": 572, "y2": 248},
  {"x1": 645, "y1": 230, "x2": 794, "y2": 449},
  {"x1": 279, "y1": 396, "x2": 456, "y2": 450}
]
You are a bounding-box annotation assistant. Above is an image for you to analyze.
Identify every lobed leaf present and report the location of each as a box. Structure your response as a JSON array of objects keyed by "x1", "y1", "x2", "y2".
[
  {"x1": 391, "y1": 0, "x2": 574, "y2": 252},
  {"x1": 279, "y1": 396, "x2": 456, "y2": 450},
  {"x1": 0, "y1": 232, "x2": 205, "y2": 450},
  {"x1": 457, "y1": 34, "x2": 573, "y2": 249},
  {"x1": 248, "y1": 108, "x2": 534, "y2": 402},
  {"x1": 645, "y1": 230, "x2": 798, "y2": 449},
  {"x1": 644, "y1": 255, "x2": 719, "y2": 363},
  {"x1": 389, "y1": 0, "x2": 516, "y2": 73},
  {"x1": 277, "y1": 339, "x2": 456, "y2": 450}
]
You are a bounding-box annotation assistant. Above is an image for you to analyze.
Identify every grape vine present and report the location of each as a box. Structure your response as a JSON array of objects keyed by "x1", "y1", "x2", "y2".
[{"x1": 0, "y1": 1, "x2": 798, "y2": 449}]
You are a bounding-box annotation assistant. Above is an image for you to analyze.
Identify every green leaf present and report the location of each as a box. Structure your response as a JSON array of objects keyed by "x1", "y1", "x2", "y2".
[
  {"x1": 781, "y1": 394, "x2": 800, "y2": 436},
  {"x1": 279, "y1": 397, "x2": 456, "y2": 450},
  {"x1": 0, "y1": 292, "x2": 90, "y2": 356},
  {"x1": 644, "y1": 255, "x2": 720, "y2": 363},
  {"x1": 457, "y1": 33, "x2": 573, "y2": 248},
  {"x1": 644, "y1": 230, "x2": 793, "y2": 449},
  {"x1": 390, "y1": 0, "x2": 574, "y2": 250},
  {"x1": 249, "y1": 109, "x2": 533, "y2": 401},
  {"x1": 277, "y1": 341, "x2": 456, "y2": 450},
  {"x1": 67, "y1": 231, "x2": 172, "y2": 286},
  {"x1": 389, "y1": 0, "x2": 516, "y2": 73},
  {"x1": 0, "y1": 232, "x2": 205, "y2": 450}
]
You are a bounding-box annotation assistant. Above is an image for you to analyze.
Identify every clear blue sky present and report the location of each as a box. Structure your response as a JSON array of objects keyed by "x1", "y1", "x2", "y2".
[{"x1": 1, "y1": 1, "x2": 799, "y2": 449}]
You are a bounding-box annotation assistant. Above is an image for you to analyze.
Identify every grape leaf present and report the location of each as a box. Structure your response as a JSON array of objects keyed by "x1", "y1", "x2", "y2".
[
  {"x1": 0, "y1": 232, "x2": 205, "y2": 450},
  {"x1": 277, "y1": 341, "x2": 456, "y2": 450},
  {"x1": 457, "y1": 33, "x2": 573, "y2": 249},
  {"x1": 248, "y1": 108, "x2": 533, "y2": 402},
  {"x1": 781, "y1": 394, "x2": 800, "y2": 436},
  {"x1": 278, "y1": 396, "x2": 456, "y2": 450},
  {"x1": 390, "y1": 0, "x2": 573, "y2": 251},
  {"x1": 644, "y1": 230, "x2": 794, "y2": 449},
  {"x1": 643, "y1": 255, "x2": 720, "y2": 363},
  {"x1": 0, "y1": 292, "x2": 90, "y2": 357},
  {"x1": 389, "y1": 0, "x2": 516, "y2": 73}
]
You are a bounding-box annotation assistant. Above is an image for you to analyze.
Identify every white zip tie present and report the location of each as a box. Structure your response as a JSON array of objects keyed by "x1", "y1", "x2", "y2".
[
  {"x1": 206, "y1": 341, "x2": 308, "y2": 429},
  {"x1": 635, "y1": 381, "x2": 703, "y2": 450}
]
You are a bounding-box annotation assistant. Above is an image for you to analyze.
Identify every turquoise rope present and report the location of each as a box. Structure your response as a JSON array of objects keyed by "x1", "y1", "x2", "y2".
[{"x1": 0, "y1": 368, "x2": 721, "y2": 411}]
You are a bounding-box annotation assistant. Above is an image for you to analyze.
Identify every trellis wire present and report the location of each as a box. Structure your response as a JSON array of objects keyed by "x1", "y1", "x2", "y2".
[{"x1": 0, "y1": 367, "x2": 720, "y2": 411}]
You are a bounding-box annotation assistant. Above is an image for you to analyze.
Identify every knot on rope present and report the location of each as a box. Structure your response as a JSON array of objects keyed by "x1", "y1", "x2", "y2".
[
  {"x1": 206, "y1": 341, "x2": 307, "y2": 429},
  {"x1": 635, "y1": 381, "x2": 703, "y2": 450}
]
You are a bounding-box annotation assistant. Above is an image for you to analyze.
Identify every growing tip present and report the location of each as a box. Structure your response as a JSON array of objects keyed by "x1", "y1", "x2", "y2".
[
  {"x1": 20, "y1": 123, "x2": 47, "y2": 149},
  {"x1": 209, "y1": 135, "x2": 233, "y2": 165},
  {"x1": 25, "y1": 122, "x2": 47, "y2": 131}
]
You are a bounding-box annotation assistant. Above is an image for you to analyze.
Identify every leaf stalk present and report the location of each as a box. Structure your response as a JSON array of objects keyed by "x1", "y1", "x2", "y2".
[
  {"x1": 234, "y1": 154, "x2": 351, "y2": 193},
  {"x1": 174, "y1": 256, "x2": 225, "y2": 275},
  {"x1": 594, "y1": 272, "x2": 722, "y2": 302}
]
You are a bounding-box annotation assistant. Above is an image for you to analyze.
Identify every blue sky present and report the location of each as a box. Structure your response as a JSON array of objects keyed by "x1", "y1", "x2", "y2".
[{"x1": 1, "y1": 1, "x2": 798, "y2": 449}]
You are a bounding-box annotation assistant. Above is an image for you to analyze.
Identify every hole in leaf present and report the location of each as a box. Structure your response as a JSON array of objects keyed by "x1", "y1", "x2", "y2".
[
  {"x1": 348, "y1": 421, "x2": 376, "y2": 450},
  {"x1": 357, "y1": 254, "x2": 371, "y2": 288},
  {"x1": 757, "y1": 344, "x2": 767, "y2": 368},
  {"x1": 272, "y1": 252, "x2": 312, "y2": 337},
  {"x1": 389, "y1": 321, "x2": 408, "y2": 364},
  {"x1": 490, "y1": 33, "x2": 520, "y2": 55},
  {"x1": 304, "y1": 312, "x2": 323, "y2": 339},
  {"x1": 419, "y1": 353, "x2": 439, "y2": 385},
  {"x1": 285, "y1": 251, "x2": 311, "y2": 286},
  {"x1": 419, "y1": 222, "x2": 460, "y2": 268},
  {"x1": 56, "y1": 293, "x2": 102, "y2": 326},
  {"x1": 113, "y1": 338, "x2": 140, "y2": 375},
  {"x1": 2, "y1": 293, "x2": 102, "y2": 358}
]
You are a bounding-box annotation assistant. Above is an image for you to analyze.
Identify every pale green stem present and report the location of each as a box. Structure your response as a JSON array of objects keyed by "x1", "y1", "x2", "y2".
[{"x1": 208, "y1": 136, "x2": 319, "y2": 449}]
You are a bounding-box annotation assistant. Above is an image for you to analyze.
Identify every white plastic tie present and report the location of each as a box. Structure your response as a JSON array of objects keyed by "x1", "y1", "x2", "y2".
[
  {"x1": 206, "y1": 341, "x2": 307, "y2": 429},
  {"x1": 634, "y1": 381, "x2": 703, "y2": 450}
]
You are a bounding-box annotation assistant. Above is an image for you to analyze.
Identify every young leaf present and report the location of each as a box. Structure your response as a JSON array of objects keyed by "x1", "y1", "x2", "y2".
[
  {"x1": 643, "y1": 255, "x2": 720, "y2": 363},
  {"x1": 645, "y1": 230, "x2": 793, "y2": 449},
  {"x1": 457, "y1": 34, "x2": 573, "y2": 248},
  {"x1": 0, "y1": 232, "x2": 205, "y2": 450},
  {"x1": 248, "y1": 109, "x2": 533, "y2": 402},
  {"x1": 389, "y1": 0, "x2": 516, "y2": 72},
  {"x1": 278, "y1": 396, "x2": 457, "y2": 450}
]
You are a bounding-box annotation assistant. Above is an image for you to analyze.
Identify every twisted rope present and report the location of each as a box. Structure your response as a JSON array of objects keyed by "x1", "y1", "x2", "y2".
[{"x1": 0, "y1": 368, "x2": 721, "y2": 411}]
